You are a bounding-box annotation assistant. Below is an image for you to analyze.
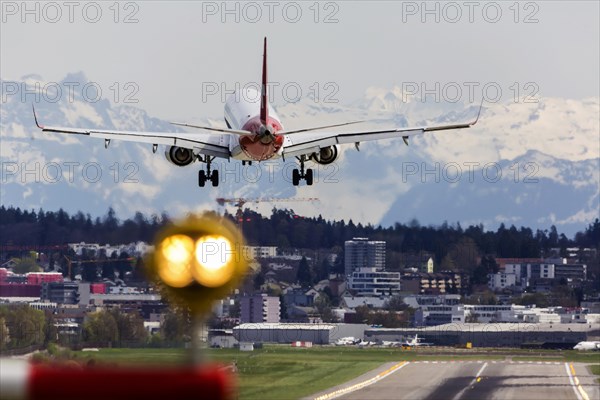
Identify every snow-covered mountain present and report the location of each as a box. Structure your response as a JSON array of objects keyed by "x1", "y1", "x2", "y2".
[{"x1": 1, "y1": 74, "x2": 598, "y2": 236}]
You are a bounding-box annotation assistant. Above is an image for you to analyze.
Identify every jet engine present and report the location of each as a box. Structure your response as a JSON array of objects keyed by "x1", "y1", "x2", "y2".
[
  {"x1": 165, "y1": 146, "x2": 196, "y2": 166},
  {"x1": 311, "y1": 145, "x2": 339, "y2": 165}
]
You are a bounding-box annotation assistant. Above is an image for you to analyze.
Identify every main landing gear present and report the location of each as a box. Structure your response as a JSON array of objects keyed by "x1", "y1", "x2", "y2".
[
  {"x1": 292, "y1": 155, "x2": 313, "y2": 186},
  {"x1": 198, "y1": 156, "x2": 219, "y2": 187}
]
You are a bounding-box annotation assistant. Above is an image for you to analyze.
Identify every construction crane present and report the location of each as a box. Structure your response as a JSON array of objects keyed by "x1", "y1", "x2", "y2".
[{"x1": 215, "y1": 197, "x2": 319, "y2": 228}]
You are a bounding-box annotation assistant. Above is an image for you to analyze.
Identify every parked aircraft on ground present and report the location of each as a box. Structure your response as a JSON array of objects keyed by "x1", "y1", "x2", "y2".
[
  {"x1": 403, "y1": 334, "x2": 433, "y2": 347},
  {"x1": 573, "y1": 341, "x2": 600, "y2": 350}
]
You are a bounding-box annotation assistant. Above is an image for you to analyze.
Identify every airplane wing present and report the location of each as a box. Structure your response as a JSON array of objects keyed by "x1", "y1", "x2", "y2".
[
  {"x1": 282, "y1": 106, "x2": 482, "y2": 158},
  {"x1": 33, "y1": 107, "x2": 231, "y2": 159}
]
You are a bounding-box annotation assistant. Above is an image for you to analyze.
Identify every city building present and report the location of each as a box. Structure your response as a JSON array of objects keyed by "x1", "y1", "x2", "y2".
[
  {"x1": 0, "y1": 283, "x2": 41, "y2": 299},
  {"x1": 402, "y1": 272, "x2": 463, "y2": 295},
  {"x1": 89, "y1": 292, "x2": 164, "y2": 319},
  {"x1": 554, "y1": 263, "x2": 587, "y2": 281},
  {"x1": 490, "y1": 261, "x2": 588, "y2": 292},
  {"x1": 283, "y1": 288, "x2": 315, "y2": 308},
  {"x1": 41, "y1": 282, "x2": 82, "y2": 305},
  {"x1": 344, "y1": 238, "x2": 386, "y2": 276},
  {"x1": 341, "y1": 296, "x2": 387, "y2": 310},
  {"x1": 240, "y1": 293, "x2": 280, "y2": 323},
  {"x1": 209, "y1": 329, "x2": 238, "y2": 348},
  {"x1": 26, "y1": 272, "x2": 63, "y2": 285},
  {"x1": 68, "y1": 241, "x2": 151, "y2": 257},
  {"x1": 488, "y1": 272, "x2": 517, "y2": 291},
  {"x1": 328, "y1": 274, "x2": 347, "y2": 298},
  {"x1": 243, "y1": 246, "x2": 278, "y2": 259},
  {"x1": 348, "y1": 268, "x2": 401, "y2": 297}
]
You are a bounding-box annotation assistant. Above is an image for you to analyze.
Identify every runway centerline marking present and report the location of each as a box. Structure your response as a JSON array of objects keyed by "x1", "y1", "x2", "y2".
[
  {"x1": 451, "y1": 362, "x2": 488, "y2": 400},
  {"x1": 565, "y1": 362, "x2": 590, "y2": 400}
]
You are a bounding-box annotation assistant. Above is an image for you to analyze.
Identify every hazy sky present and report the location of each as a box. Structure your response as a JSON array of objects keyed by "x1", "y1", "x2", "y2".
[{"x1": 2, "y1": 1, "x2": 599, "y2": 121}]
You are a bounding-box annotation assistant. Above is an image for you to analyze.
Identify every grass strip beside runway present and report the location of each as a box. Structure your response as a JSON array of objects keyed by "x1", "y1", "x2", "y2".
[{"x1": 69, "y1": 346, "x2": 600, "y2": 400}]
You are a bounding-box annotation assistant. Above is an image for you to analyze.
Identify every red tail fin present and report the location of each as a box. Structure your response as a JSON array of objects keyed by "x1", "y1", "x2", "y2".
[{"x1": 260, "y1": 37, "x2": 269, "y2": 125}]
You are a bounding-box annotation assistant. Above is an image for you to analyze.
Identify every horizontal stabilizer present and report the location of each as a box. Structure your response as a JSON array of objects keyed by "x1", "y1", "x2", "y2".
[{"x1": 170, "y1": 122, "x2": 250, "y2": 135}]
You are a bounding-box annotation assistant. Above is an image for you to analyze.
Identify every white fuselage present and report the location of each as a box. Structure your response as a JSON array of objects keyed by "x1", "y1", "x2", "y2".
[{"x1": 573, "y1": 341, "x2": 600, "y2": 350}]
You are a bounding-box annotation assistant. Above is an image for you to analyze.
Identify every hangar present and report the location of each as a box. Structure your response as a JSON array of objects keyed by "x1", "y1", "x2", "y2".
[
  {"x1": 232, "y1": 323, "x2": 368, "y2": 345},
  {"x1": 364, "y1": 322, "x2": 600, "y2": 348}
]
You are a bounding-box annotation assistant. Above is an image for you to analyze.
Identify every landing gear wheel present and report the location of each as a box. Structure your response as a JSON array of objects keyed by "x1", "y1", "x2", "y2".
[
  {"x1": 292, "y1": 169, "x2": 301, "y2": 186},
  {"x1": 211, "y1": 170, "x2": 219, "y2": 187},
  {"x1": 292, "y1": 156, "x2": 314, "y2": 186},
  {"x1": 198, "y1": 156, "x2": 218, "y2": 188},
  {"x1": 305, "y1": 169, "x2": 313, "y2": 186}
]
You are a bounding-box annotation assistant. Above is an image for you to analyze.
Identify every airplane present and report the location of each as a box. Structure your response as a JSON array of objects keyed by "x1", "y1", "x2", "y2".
[
  {"x1": 33, "y1": 37, "x2": 481, "y2": 188},
  {"x1": 380, "y1": 340, "x2": 402, "y2": 347},
  {"x1": 334, "y1": 337, "x2": 360, "y2": 346},
  {"x1": 403, "y1": 334, "x2": 433, "y2": 347},
  {"x1": 573, "y1": 341, "x2": 600, "y2": 351},
  {"x1": 357, "y1": 339, "x2": 376, "y2": 347}
]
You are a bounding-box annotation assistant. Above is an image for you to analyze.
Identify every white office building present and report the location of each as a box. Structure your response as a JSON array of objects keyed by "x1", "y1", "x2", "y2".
[
  {"x1": 348, "y1": 268, "x2": 400, "y2": 297},
  {"x1": 488, "y1": 272, "x2": 517, "y2": 290},
  {"x1": 344, "y1": 238, "x2": 386, "y2": 276}
]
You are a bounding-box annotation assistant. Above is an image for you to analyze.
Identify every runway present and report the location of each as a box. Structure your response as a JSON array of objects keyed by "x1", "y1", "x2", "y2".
[{"x1": 331, "y1": 361, "x2": 598, "y2": 400}]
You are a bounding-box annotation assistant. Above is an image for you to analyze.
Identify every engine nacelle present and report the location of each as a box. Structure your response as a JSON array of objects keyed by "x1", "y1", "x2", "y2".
[
  {"x1": 165, "y1": 146, "x2": 196, "y2": 167},
  {"x1": 311, "y1": 145, "x2": 339, "y2": 165}
]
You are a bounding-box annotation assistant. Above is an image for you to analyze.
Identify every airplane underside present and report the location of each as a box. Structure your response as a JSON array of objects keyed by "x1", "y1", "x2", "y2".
[{"x1": 197, "y1": 143, "x2": 315, "y2": 188}]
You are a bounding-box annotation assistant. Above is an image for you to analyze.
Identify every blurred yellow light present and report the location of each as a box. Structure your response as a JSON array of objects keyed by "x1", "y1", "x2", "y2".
[
  {"x1": 158, "y1": 234, "x2": 194, "y2": 287},
  {"x1": 193, "y1": 235, "x2": 234, "y2": 287}
]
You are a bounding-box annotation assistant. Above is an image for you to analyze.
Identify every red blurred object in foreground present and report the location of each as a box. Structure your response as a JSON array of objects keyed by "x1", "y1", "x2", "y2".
[{"x1": 1, "y1": 359, "x2": 234, "y2": 400}]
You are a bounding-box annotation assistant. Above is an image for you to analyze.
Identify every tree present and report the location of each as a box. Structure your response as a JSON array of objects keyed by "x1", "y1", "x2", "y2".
[
  {"x1": 228, "y1": 302, "x2": 240, "y2": 319},
  {"x1": 331, "y1": 251, "x2": 345, "y2": 274},
  {"x1": 296, "y1": 256, "x2": 312, "y2": 287},
  {"x1": 44, "y1": 312, "x2": 58, "y2": 346},
  {"x1": 465, "y1": 314, "x2": 479, "y2": 323},
  {"x1": 109, "y1": 309, "x2": 147, "y2": 345},
  {"x1": 472, "y1": 255, "x2": 498, "y2": 285},
  {"x1": 80, "y1": 250, "x2": 99, "y2": 282},
  {"x1": 83, "y1": 310, "x2": 118, "y2": 345},
  {"x1": 253, "y1": 269, "x2": 266, "y2": 290},
  {"x1": 101, "y1": 252, "x2": 116, "y2": 279},
  {"x1": 314, "y1": 258, "x2": 332, "y2": 283},
  {"x1": 116, "y1": 252, "x2": 132, "y2": 279},
  {"x1": 162, "y1": 308, "x2": 191, "y2": 343},
  {"x1": 444, "y1": 237, "x2": 480, "y2": 273},
  {"x1": 371, "y1": 310, "x2": 403, "y2": 328},
  {"x1": 314, "y1": 291, "x2": 331, "y2": 314},
  {"x1": 0, "y1": 305, "x2": 46, "y2": 348},
  {"x1": 354, "y1": 305, "x2": 371, "y2": 324},
  {"x1": 384, "y1": 295, "x2": 405, "y2": 311},
  {"x1": 517, "y1": 293, "x2": 549, "y2": 308},
  {"x1": 13, "y1": 257, "x2": 42, "y2": 274},
  {"x1": 0, "y1": 317, "x2": 9, "y2": 350},
  {"x1": 320, "y1": 307, "x2": 338, "y2": 323}
]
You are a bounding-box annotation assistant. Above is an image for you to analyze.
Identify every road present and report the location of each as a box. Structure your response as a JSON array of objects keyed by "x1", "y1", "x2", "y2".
[{"x1": 335, "y1": 361, "x2": 598, "y2": 400}]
